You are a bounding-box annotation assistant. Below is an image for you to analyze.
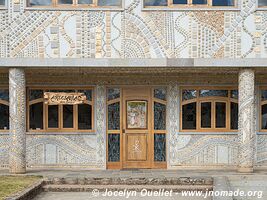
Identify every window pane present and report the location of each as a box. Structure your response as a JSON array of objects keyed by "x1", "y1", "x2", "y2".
[
  {"x1": 262, "y1": 104, "x2": 267, "y2": 129},
  {"x1": 29, "y1": 90, "x2": 43, "y2": 101},
  {"x1": 63, "y1": 105, "x2": 73, "y2": 128},
  {"x1": 154, "y1": 102, "x2": 166, "y2": 130},
  {"x1": 154, "y1": 134, "x2": 166, "y2": 162},
  {"x1": 98, "y1": 0, "x2": 121, "y2": 6},
  {"x1": 230, "y1": 90, "x2": 238, "y2": 99},
  {"x1": 78, "y1": 0, "x2": 92, "y2": 4},
  {"x1": 108, "y1": 102, "x2": 120, "y2": 130},
  {"x1": 0, "y1": 104, "x2": 9, "y2": 130},
  {"x1": 29, "y1": 0, "x2": 52, "y2": 5},
  {"x1": 144, "y1": 0, "x2": 167, "y2": 6},
  {"x1": 216, "y1": 102, "x2": 226, "y2": 128},
  {"x1": 58, "y1": 0, "x2": 72, "y2": 4},
  {"x1": 48, "y1": 105, "x2": 59, "y2": 128},
  {"x1": 78, "y1": 104, "x2": 92, "y2": 130},
  {"x1": 0, "y1": 89, "x2": 8, "y2": 101},
  {"x1": 259, "y1": 0, "x2": 267, "y2": 6},
  {"x1": 182, "y1": 102, "x2": 196, "y2": 130},
  {"x1": 201, "y1": 102, "x2": 211, "y2": 128},
  {"x1": 29, "y1": 103, "x2": 43, "y2": 130},
  {"x1": 212, "y1": 0, "x2": 234, "y2": 6},
  {"x1": 154, "y1": 88, "x2": 166, "y2": 101},
  {"x1": 173, "y1": 0, "x2": 187, "y2": 4},
  {"x1": 182, "y1": 90, "x2": 197, "y2": 101},
  {"x1": 0, "y1": 0, "x2": 4, "y2": 5},
  {"x1": 193, "y1": 0, "x2": 207, "y2": 4},
  {"x1": 108, "y1": 134, "x2": 120, "y2": 162},
  {"x1": 261, "y1": 90, "x2": 267, "y2": 101},
  {"x1": 231, "y1": 102, "x2": 238, "y2": 130},
  {"x1": 107, "y1": 88, "x2": 120, "y2": 101},
  {"x1": 200, "y1": 90, "x2": 228, "y2": 97}
]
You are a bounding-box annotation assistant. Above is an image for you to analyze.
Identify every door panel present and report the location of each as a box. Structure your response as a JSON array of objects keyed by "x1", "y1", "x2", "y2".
[{"x1": 126, "y1": 134, "x2": 147, "y2": 161}]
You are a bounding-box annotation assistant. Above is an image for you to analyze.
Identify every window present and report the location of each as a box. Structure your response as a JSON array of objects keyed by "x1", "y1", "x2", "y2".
[
  {"x1": 28, "y1": 0, "x2": 122, "y2": 7},
  {"x1": 0, "y1": 89, "x2": 9, "y2": 130},
  {"x1": 144, "y1": 0, "x2": 234, "y2": 7},
  {"x1": 260, "y1": 89, "x2": 267, "y2": 131},
  {"x1": 181, "y1": 88, "x2": 238, "y2": 132},
  {"x1": 0, "y1": 0, "x2": 5, "y2": 5},
  {"x1": 258, "y1": 0, "x2": 267, "y2": 7},
  {"x1": 28, "y1": 88, "x2": 94, "y2": 132}
]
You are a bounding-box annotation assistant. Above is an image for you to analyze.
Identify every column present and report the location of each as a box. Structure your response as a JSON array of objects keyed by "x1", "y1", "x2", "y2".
[
  {"x1": 9, "y1": 68, "x2": 26, "y2": 174},
  {"x1": 238, "y1": 68, "x2": 256, "y2": 173}
]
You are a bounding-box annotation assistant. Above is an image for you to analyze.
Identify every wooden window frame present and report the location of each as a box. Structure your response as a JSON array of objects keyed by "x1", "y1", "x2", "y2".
[
  {"x1": 27, "y1": 87, "x2": 94, "y2": 133},
  {"x1": 180, "y1": 87, "x2": 238, "y2": 132},
  {"x1": 259, "y1": 88, "x2": 267, "y2": 132},
  {"x1": 144, "y1": 0, "x2": 237, "y2": 8},
  {"x1": 27, "y1": 0, "x2": 122, "y2": 8}
]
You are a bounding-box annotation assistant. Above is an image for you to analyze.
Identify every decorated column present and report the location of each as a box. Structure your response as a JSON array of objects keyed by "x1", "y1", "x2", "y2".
[
  {"x1": 238, "y1": 68, "x2": 256, "y2": 173},
  {"x1": 9, "y1": 68, "x2": 26, "y2": 174}
]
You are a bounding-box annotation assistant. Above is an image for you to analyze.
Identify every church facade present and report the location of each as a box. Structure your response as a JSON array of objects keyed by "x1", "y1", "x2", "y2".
[{"x1": 0, "y1": 0, "x2": 267, "y2": 173}]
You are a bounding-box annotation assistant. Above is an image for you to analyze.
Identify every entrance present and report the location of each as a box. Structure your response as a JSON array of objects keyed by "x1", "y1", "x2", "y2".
[{"x1": 107, "y1": 87, "x2": 167, "y2": 169}]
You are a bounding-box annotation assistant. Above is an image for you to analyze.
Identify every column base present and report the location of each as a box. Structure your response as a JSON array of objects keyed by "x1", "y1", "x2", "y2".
[{"x1": 237, "y1": 167, "x2": 254, "y2": 173}]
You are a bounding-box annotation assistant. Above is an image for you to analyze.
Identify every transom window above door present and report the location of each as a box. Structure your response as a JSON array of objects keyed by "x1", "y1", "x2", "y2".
[
  {"x1": 181, "y1": 88, "x2": 238, "y2": 132},
  {"x1": 144, "y1": 0, "x2": 235, "y2": 7},
  {"x1": 28, "y1": 0, "x2": 122, "y2": 7}
]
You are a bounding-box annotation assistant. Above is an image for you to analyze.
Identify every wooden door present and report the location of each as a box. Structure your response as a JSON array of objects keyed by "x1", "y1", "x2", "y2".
[{"x1": 122, "y1": 87, "x2": 152, "y2": 168}]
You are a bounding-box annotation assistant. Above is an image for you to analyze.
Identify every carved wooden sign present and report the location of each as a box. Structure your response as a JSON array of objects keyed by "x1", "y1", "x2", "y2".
[{"x1": 44, "y1": 92, "x2": 86, "y2": 105}]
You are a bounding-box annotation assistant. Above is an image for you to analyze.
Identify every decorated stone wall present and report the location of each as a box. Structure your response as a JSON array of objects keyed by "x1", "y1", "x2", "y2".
[{"x1": 0, "y1": 0, "x2": 267, "y2": 58}]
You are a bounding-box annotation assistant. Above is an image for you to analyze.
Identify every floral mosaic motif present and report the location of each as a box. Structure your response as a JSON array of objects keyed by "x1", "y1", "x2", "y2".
[
  {"x1": 154, "y1": 134, "x2": 166, "y2": 162},
  {"x1": 108, "y1": 102, "x2": 120, "y2": 130},
  {"x1": 108, "y1": 134, "x2": 120, "y2": 162}
]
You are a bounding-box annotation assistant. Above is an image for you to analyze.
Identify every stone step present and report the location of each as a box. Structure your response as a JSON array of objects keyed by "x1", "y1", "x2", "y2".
[
  {"x1": 44, "y1": 177, "x2": 213, "y2": 186},
  {"x1": 43, "y1": 184, "x2": 213, "y2": 192}
]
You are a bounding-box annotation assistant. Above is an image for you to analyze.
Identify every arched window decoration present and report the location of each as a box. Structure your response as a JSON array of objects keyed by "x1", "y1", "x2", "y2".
[
  {"x1": 181, "y1": 88, "x2": 238, "y2": 132},
  {"x1": 261, "y1": 90, "x2": 267, "y2": 131},
  {"x1": 28, "y1": 0, "x2": 121, "y2": 7},
  {"x1": 153, "y1": 88, "x2": 166, "y2": 163},
  {"x1": 28, "y1": 88, "x2": 94, "y2": 132},
  {"x1": 0, "y1": 89, "x2": 9, "y2": 131},
  {"x1": 144, "y1": 0, "x2": 235, "y2": 7}
]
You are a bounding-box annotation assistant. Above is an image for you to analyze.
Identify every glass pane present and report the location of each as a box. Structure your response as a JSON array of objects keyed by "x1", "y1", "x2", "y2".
[
  {"x1": 78, "y1": 0, "x2": 92, "y2": 4},
  {"x1": 182, "y1": 102, "x2": 196, "y2": 130},
  {"x1": 154, "y1": 102, "x2": 166, "y2": 130},
  {"x1": 230, "y1": 90, "x2": 238, "y2": 99},
  {"x1": 154, "y1": 134, "x2": 166, "y2": 162},
  {"x1": 78, "y1": 90, "x2": 92, "y2": 101},
  {"x1": 173, "y1": 0, "x2": 187, "y2": 4},
  {"x1": 0, "y1": 104, "x2": 9, "y2": 130},
  {"x1": 201, "y1": 102, "x2": 211, "y2": 128},
  {"x1": 48, "y1": 105, "x2": 59, "y2": 128},
  {"x1": 193, "y1": 0, "x2": 207, "y2": 3},
  {"x1": 108, "y1": 102, "x2": 120, "y2": 130},
  {"x1": 29, "y1": 103, "x2": 43, "y2": 130},
  {"x1": 29, "y1": 0, "x2": 52, "y2": 5},
  {"x1": 258, "y1": 0, "x2": 267, "y2": 6},
  {"x1": 107, "y1": 88, "x2": 120, "y2": 101},
  {"x1": 200, "y1": 90, "x2": 228, "y2": 97},
  {"x1": 154, "y1": 88, "x2": 166, "y2": 101},
  {"x1": 212, "y1": 0, "x2": 234, "y2": 6},
  {"x1": 78, "y1": 104, "x2": 92, "y2": 130},
  {"x1": 231, "y1": 102, "x2": 238, "y2": 130},
  {"x1": 58, "y1": 0, "x2": 72, "y2": 3},
  {"x1": 182, "y1": 90, "x2": 197, "y2": 101},
  {"x1": 144, "y1": 0, "x2": 168, "y2": 6},
  {"x1": 262, "y1": 104, "x2": 267, "y2": 129},
  {"x1": 29, "y1": 90, "x2": 43, "y2": 101},
  {"x1": 216, "y1": 102, "x2": 226, "y2": 128},
  {"x1": 262, "y1": 90, "x2": 267, "y2": 101},
  {"x1": 0, "y1": 0, "x2": 4, "y2": 5},
  {"x1": 108, "y1": 134, "x2": 120, "y2": 162},
  {"x1": 63, "y1": 105, "x2": 73, "y2": 128},
  {"x1": 0, "y1": 89, "x2": 8, "y2": 101},
  {"x1": 98, "y1": 0, "x2": 121, "y2": 6}
]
